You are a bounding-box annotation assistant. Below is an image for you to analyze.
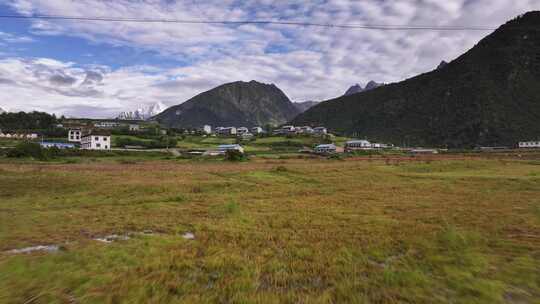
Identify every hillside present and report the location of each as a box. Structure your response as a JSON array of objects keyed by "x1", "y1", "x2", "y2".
[
  {"x1": 293, "y1": 12, "x2": 540, "y2": 148},
  {"x1": 294, "y1": 101, "x2": 320, "y2": 113},
  {"x1": 155, "y1": 81, "x2": 299, "y2": 128}
]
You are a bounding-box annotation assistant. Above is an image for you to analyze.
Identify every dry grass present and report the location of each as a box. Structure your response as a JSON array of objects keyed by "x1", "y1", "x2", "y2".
[{"x1": 0, "y1": 156, "x2": 539, "y2": 303}]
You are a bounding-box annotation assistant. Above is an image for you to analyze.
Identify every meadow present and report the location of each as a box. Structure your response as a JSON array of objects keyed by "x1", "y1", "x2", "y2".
[{"x1": 0, "y1": 155, "x2": 539, "y2": 303}]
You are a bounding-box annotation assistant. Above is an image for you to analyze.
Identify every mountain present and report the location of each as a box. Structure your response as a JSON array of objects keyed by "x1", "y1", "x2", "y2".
[
  {"x1": 344, "y1": 84, "x2": 364, "y2": 96},
  {"x1": 364, "y1": 80, "x2": 384, "y2": 91},
  {"x1": 117, "y1": 102, "x2": 166, "y2": 120},
  {"x1": 294, "y1": 101, "x2": 320, "y2": 113},
  {"x1": 437, "y1": 60, "x2": 449, "y2": 70},
  {"x1": 344, "y1": 81, "x2": 384, "y2": 96},
  {"x1": 154, "y1": 80, "x2": 300, "y2": 128},
  {"x1": 292, "y1": 12, "x2": 540, "y2": 148},
  {"x1": 0, "y1": 107, "x2": 5, "y2": 114}
]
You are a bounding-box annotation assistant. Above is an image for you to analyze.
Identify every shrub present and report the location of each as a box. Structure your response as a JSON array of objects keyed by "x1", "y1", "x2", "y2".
[
  {"x1": 224, "y1": 150, "x2": 246, "y2": 162},
  {"x1": 7, "y1": 142, "x2": 48, "y2": 160}
]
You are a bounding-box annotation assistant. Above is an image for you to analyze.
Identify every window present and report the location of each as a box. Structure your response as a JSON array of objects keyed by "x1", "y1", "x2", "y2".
[
  {"x1": 95, "y1": 137, "x2": 99, "y2": 141},
  {"x1": 70, "y1": 136, "x2": 74, "y2": 139},
  {"x1": 103, "y1": 137, "x2": 108, "y2": 141},
  {"x1": 96, "y1": 143, "x2": 101, "y2": 148}
]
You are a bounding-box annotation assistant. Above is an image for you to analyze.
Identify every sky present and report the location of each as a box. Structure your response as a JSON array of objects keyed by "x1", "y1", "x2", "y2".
[{"x1": 0, "y1": 0, "x2": 538, "y2": 118}]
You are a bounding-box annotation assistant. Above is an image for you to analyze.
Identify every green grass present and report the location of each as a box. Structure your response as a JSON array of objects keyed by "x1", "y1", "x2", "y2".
[{"x1": 0, "y1": 157, "x2": 538, "y2": 303}]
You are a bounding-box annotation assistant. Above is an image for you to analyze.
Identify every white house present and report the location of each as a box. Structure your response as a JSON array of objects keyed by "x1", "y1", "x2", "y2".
[
  {"x1": 345, "y1": 140, "x2": 372, "y2": 152},
  {"x1": 240, "y1": 132, "x2": 254, "y2": 140},
  {"x1": 203, "y1": 125, "x2": 212, "y2": 134},
  {"x1": 300, "y1": 126, "x2": 314, "y2": 134},
  {"x1": 518, "y1": 141, "x2": 540, "y2": 148},
  {"x1": 314, "y1": 144, "x2": 336, "y2": 154},
  {"x1": 81, "y1": 131, "x2": 111, "y2": 150},
  {"x1": 251, "y1": 127, "x2": 263, "y2": 134},
  {"x1": 216, "y1": 127, "x2": 237, "y2": 136},
  {"x1": 129, "y1": 124, "x2": 140, "y2": 131},
  {"x1": 218, "y1": 144, "x2": 244, "y2": 154},
  {"x1": 313, "y1": 127, "x2": 328, "y2": 135},
  {"x1": 236, "y1": 127, "x2": 249, "y2": 136},
  {"x1": 68, "y1": 129, "x2": 82, "y2": 142}
]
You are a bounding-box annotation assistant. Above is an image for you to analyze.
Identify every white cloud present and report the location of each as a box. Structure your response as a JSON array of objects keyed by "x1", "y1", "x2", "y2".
[{"x1": 2, "y1": 0, "x2": 540, "y2": 117}]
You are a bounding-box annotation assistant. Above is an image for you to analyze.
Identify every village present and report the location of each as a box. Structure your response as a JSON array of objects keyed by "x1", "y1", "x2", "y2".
[{"x1": 1, "y1": 117, "x2": 539, "y2": 159}]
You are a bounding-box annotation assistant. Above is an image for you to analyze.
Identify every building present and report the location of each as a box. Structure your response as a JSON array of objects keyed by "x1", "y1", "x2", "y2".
[
  {"x1": 68, "y1": 129, "x2": 82, "y2": 142},
  {"x1": 81, "y1": 131, "x2": 111, "y2": 150},
  {"x1": 0, "y1": 132, "x2": 38, "y2": 140},
  {"x1": 251, "y1": 127, "x2": 263, "y2": 134},
  {"x1": 40, "y1": 142, "x2": 75, "y2": 149},
  {"x1": 203, "y1": 125, "x2": 212, "y2": 134},
  {"x1": 313, "y1": 127, "x2": 328, "y2": 135},
  {"x1": 518, "y1": 141, "x2": 540, "y2": 148},
  {"x1": 236, "y1": 127, "x2": 249, "y2": 136},
  {"x1": 129, "y1": 124, "x2": 140, "y2": 131},
  {"x1": 216, "y1": 127, "x2": 237, "y2": 136},
  {"x1": 240, "y1": 133, "x2": 254, "y2": 140},
  {"x1": 345, "y1": 140, "x2": 372, "y2": 152},
  {"x1": 314, "y1": 144, "x2": 336, "y2": 154},
  {"x1": 371, "y1": 143, "x2": 392, "y2": 149},
  {"x1": 218, "y1": 144, "x2": 244, "y2": 154},
  {"x1": 94, "y1": 121, "x2": 120, "y2": 129},
  {"x1": 299, "y1": 126, "x2": 314, "y2": 134}
]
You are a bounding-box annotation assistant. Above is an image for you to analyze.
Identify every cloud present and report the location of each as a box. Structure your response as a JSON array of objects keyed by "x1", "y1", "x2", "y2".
[
  {"x1": 2, "y1": 0, "x2": 540, "y2": 117},
  {"x1": 0, "y1": 31, "x2": 35, "y2": 44}
]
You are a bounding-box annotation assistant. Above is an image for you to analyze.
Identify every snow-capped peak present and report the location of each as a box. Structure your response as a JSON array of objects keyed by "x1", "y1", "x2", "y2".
[{"x1": 117, "y1": 102, "x2": 167, "y2": 120}]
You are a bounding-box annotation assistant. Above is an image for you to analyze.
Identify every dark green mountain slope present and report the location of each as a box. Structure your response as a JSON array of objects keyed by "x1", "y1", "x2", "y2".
[
  {"x1": 155, "y1": 81, "x2": 299, "y2": 128},
  {"x1": 292, "y1": 12, "x2": 540, "y2": 147}
]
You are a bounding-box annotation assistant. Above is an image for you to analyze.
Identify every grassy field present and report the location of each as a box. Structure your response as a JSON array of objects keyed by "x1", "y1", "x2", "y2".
[{"x1": 0, "y1": 156, "x2": 539, "y2": 303}]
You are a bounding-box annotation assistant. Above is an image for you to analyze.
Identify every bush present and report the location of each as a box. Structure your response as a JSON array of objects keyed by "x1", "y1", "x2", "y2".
[
  {"x1": 224, "y1": 150, "x2": 246, "y2": 162},
  {"x1": 7, "y1": 142, "x2": 48, "y2": 160}
]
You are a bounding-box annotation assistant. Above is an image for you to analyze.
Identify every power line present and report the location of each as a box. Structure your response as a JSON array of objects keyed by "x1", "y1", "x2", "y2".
[{"x1": 0, "y1": 14, "x2": 499, "y2": 31}]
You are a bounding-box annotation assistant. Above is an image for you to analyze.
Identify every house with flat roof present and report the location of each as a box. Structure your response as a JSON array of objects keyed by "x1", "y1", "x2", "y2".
[
  {"x1": 518, "y1": 141, "x2": 540, "y2": 148},
  {"x1": 81, "y1": 131, "x2": 111, "y2": 150},
  {"x1": 216, "y1": 127, "x2": 237, "y2": 136},
  {"x1": 313, "y1": 127, "x2": 328, "y2": 135},
  {"x1": 345, "y1": 140, "x2": 371, "y2": 152},
  {"x1": 314, "y1": 144, "x2": 336, "y2": 154}
]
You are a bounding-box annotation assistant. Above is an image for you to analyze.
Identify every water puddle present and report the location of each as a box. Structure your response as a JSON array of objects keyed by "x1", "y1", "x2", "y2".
[
  {"x1": 6, "y1": 245, "x2": 60, "y2": 254},
  {"x1": 182, "y1": 232, "x2": 195, "y2": 240},
  {"x1": 94, "y1": 234, "x2": 131, "y2": 243}
]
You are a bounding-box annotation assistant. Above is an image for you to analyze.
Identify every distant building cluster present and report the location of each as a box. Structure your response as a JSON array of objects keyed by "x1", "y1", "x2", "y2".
[
  {"x1": 273, "y1": 125, "x2": 327, "y2": 136},
  {"x1": 0, "y1": 132, "x2": 39, "y2": 140},
  {"x1": 211, "y1": 126, "x2": 265, "y2": 139}
]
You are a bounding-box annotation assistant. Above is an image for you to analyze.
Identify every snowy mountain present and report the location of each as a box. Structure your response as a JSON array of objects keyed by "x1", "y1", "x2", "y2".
[{"x1": 117, "y1": 102, "x2": 167, "y2": 120}]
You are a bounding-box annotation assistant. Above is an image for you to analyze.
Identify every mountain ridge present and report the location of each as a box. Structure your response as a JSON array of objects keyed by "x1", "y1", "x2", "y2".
[
  {"x1": 344, "y1": 81, "x2": 384, "y2": 96},
  {"x1": 117, "y1": 102, "x2": 167, "y2": 120},
  {"x1": 292, "y1": 11, "x2": 540, "y2": 147},
  {"x1": 155, "y1": 80, "x2": 299, "y2": 128}
]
